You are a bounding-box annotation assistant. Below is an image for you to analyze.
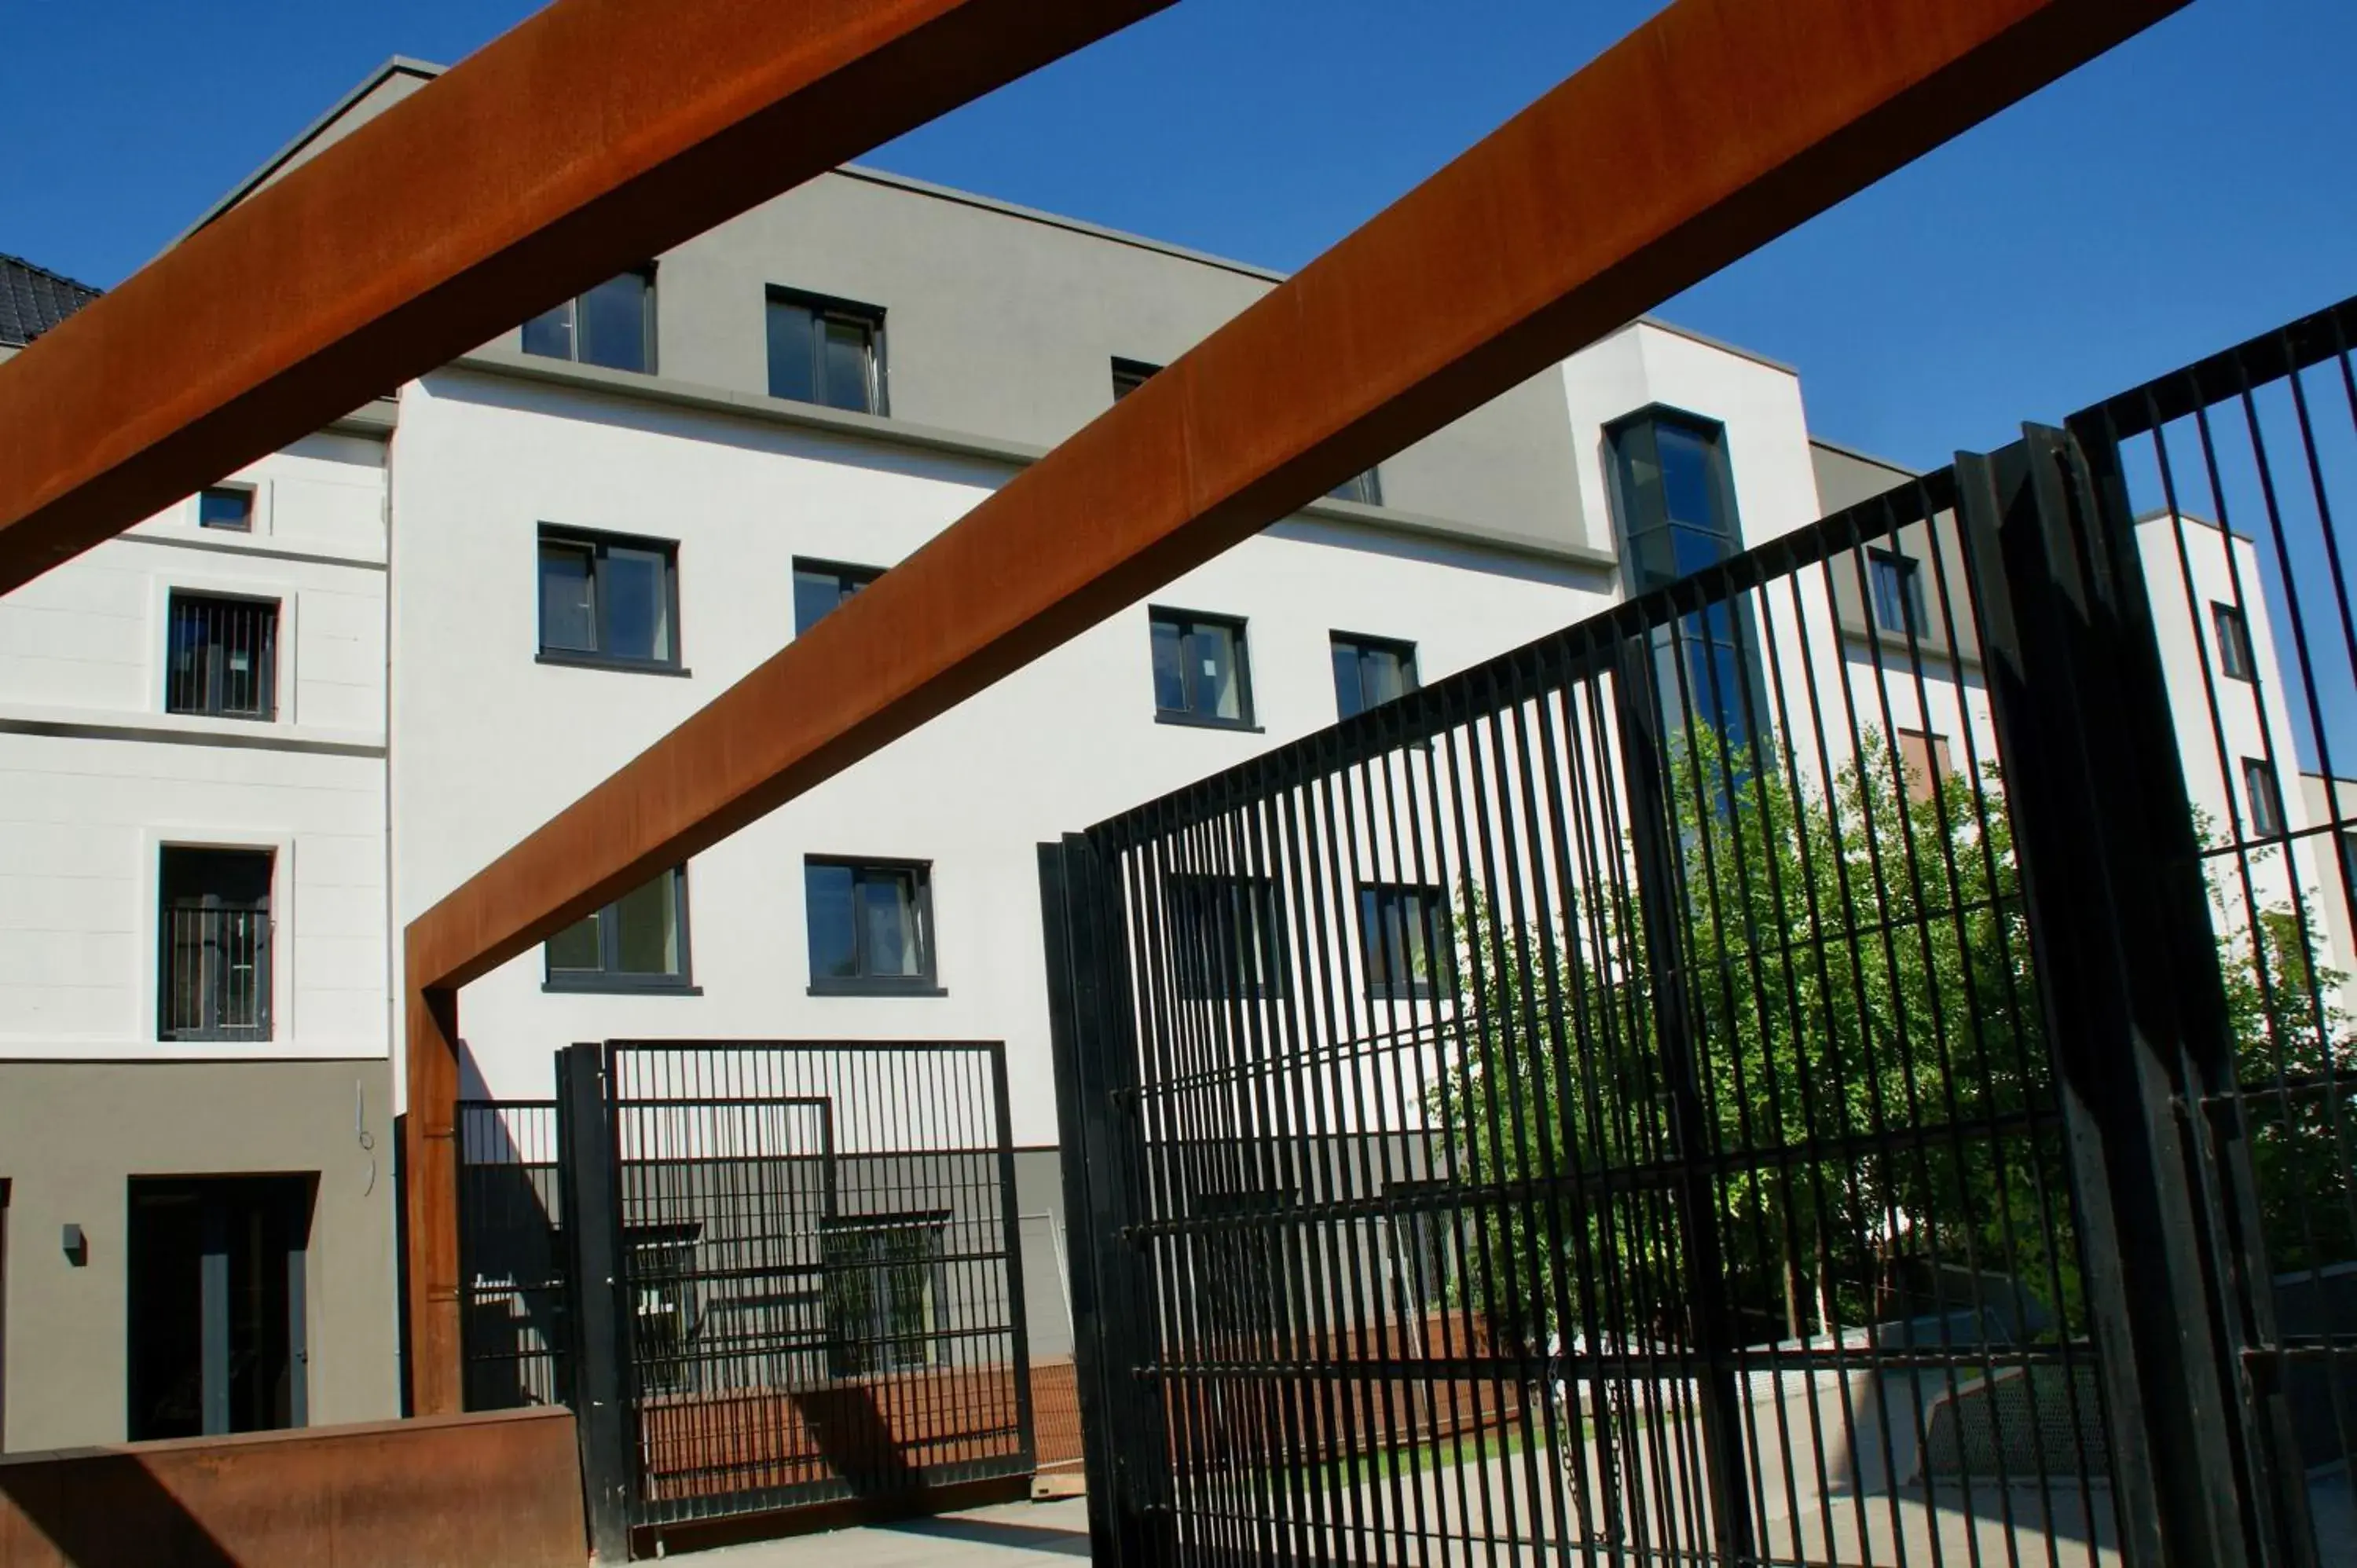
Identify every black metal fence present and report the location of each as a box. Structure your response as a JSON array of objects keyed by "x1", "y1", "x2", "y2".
[
  {"x1": 456, "y1": 1040, "x2": 1035, "y2": 1559},
  {"x1": 1043, "y1": 295, "x2": 2357, "y2": 1568}
]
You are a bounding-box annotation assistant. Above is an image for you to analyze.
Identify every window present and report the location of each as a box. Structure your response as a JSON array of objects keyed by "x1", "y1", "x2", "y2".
[
  {"x1": 1110, "y1": 357, "x2": 1160, "y2": 401},
  {"x1": 1869, "y1": 548, "x2": 1927, "y2": 637},
  {"x1": 805, "y1": 858, "x2": 937, "y2": 994},
  {"x1": 1195, "y1": 1189, "x2": 1294, "y2": 1346},
  {"x1": 537, "y1": 528, "x2": 680, "y2": 670},
  {"x1": 2244, "y1": 757, "x2": 2287, "y2": 839},
  {"x1": 159, "y1": 846, "x2": 273, "y2": 1041},
  {"x1": 166, "y1": 592, "x2": 277, "y2": 720},
  {"x1": 198, "y1": 487, "x2": 252, "y2": 533},
  {"x1": 1329, "y1": 468, "x2": 1384, "y2": 507},
  {"x1": 544, "y1": 866, "x2": 692, "y2": 991},
  {"x1": 1167, "y1": 874, "x2": 1288, "y2": 1001},
  {"x1": 127, "y1": 1177, "x2": 310, "y2": 1441},
  {"x1": 794, "y1": 558, "x2": 884, "y2": 635},
  {"x1": 522, "y1": 269, "x2": 655, "y2": 373},
  {"x1": 1332, "y1": 633, "x2": 1419, "y2": 720},
  {"x1": 768, "y1": 288, "x2": 885, "y2": 413},
  {"x1": 2214, "y1": 602, "x2": 2257, "y2": 683},
  {"x1": 1358, "y1": 883, "x2": 1448, "y2": 1000},
  {"x1": 822, "y1": 1212, "x2": 945, "y2": 1376},
  {"x1": 1605, "y1": 407, "x2": 1758, "y2": 746},
  {"x1": 1894, "y1": 727, "x2": 1952, "y2": 804},
  {"x1": 1150, "y1": 609, "x2": 1254, "y2": 729},
  {"x1": 1114, "y1": 357, "x2": 1376, "y2": 502},
  {"x1": 1383, "y1": 1181, "x2": 1458, "y2": 1317}
]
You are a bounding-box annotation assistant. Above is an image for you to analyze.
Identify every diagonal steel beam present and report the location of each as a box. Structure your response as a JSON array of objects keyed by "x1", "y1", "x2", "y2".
[{"x1": 0, "y1": 0, "x2": 1174, "y2": 597}]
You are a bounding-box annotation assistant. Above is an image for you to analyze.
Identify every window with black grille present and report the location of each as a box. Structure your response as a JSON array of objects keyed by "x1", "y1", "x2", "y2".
[
  {"x1": 166, "y1": 592, "x2": 277, "y2": 720},
  {"x1": 158, "y1": 846, "x2": 273, "y2": 1042}
]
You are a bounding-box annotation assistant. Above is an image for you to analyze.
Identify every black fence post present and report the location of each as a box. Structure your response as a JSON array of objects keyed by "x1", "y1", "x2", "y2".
[
  {"x1": 1039, "y1": 834, "x2": 1173, "y2": 1568},
  {"x1": 1611, "y1": 633, "x2": 1761, "y2": 1568},
  {"x1": 1957, "y1": 429, "x2": 2291, "y2": 1568},
  {"x1": 557, "y1": 1041, "x2": 634, "y2": 1563},
  {"x1": 989, "y1": 1039, "x2": 1040, "y2": 1477}
]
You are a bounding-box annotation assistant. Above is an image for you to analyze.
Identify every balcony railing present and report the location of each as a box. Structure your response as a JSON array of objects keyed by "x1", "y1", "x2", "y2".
[{"x1": 159, "y1": 906, "x2": 272, "y2": 1041}]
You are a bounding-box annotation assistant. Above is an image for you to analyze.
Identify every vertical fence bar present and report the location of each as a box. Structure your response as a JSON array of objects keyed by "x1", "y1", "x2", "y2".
[
  {"x1": 558, "y1": 1041, "x2": 634, "y2": 1563},
  {"x1": 1957, "y1": 429, "x2": 2277, "y2": 1568},
  {"x1": 989, "y1": 1040, "x2": 1039, "y2": 1477}
]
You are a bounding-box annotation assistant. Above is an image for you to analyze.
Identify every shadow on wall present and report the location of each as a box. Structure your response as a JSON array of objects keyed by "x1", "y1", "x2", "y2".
[{"x1": 0, "y1": 1450, "x2": 236, "y2": 1568}]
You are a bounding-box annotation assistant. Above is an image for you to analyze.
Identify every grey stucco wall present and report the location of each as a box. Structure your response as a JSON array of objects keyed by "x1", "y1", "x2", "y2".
[
  {"x1": 0, "y1": 1059, "x2": 398, "y2": 1451},
  {"x1": 504, "y1": 168, "x2": 1590, "y2": 558}
]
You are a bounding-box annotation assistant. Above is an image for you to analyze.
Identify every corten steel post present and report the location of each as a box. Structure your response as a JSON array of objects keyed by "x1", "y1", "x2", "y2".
[{"x1": 395, "y1": 0, "x2": 2183, "y2": 1411}]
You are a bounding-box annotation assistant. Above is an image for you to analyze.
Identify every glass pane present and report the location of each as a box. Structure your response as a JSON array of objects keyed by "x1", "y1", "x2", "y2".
[
  {"x1": 1655, "y1": 421, "x2": 1722, "y2": 533},
  {"x1": 805, "y1": 863, "x2": 858, "y2": 980},
  {"x1": 545, "y1": 909, "x2": 602, "y2": 974},
  {"x1": 1191, "y1": 622, "x2": 1242, "y2": 721},
  {"x1": 199, "y1": 489, "x2": 251, "y2": 531},
  {"x1": 1362, "y1": 646, "x2": 1413, "y2": 708},
  {"x1": 1627, "y1": 526, "x2": 1679, "y2": 593},
  {"x1": 1150, "y1": 617, "x2": 1187, "y2": 713},
  {"x1": 576, "y1": 273, "x2": 650, "y2": 373},
  {"x1": 794, "y1": 567, "x2": 857, "y2": 635},
  {"x1": 601, "y1": 547, "x2": 671, "y2": 662},
  {"x1": 820, "y1": 318, "x2": 874, "y2": 412},
  {"x1": 1332, "y1": 642, "x2": 1364, "y2": 719},
  {"x1": 610, "y1": 872, "x2": 681, "y2": 976},
  {"x1": 521, "y1": 300, "x2": 574, "y2": 361},
  {"x1": 1670, "y1": 522, "x2": 1729, "y2": 577},
  {"x1": 766, "y1": 300, "x2": 816, "y2": 403},
  {"x1": 859, "y1": 869, "x2": 922, "y2": 977},
  {"x1": 538, "y1": 544, "x2": 597, "y2": 652}
]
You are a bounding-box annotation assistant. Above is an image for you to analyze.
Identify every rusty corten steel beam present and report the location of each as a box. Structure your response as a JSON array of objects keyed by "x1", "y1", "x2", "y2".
[
  {"x1": 394, "y1": 0, "x2": 2183, "y2": 1413},
  {"x1": 0, "y1": 0, "x2": 1173, "y2": 598}
]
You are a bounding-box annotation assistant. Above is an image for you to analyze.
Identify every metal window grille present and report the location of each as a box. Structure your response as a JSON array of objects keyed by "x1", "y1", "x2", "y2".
[
  {"x1": 157, "y1": 848, "x2": 272, "y2": 1041},
  {"x1": 165, "y1": 592, "x2": 277, "y2": 720}
]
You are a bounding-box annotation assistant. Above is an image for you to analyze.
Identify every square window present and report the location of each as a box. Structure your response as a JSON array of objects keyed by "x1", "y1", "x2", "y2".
[
  {"x1": 1358, "y1": 883, "x2": 1448, "y2": 1000},
  {"x1": 544, "y1": 867, "x2": 692, "y2": 990},
  {"x1": 1331, "y1": 633, "x2": 1419, "y2": 720},
  {"x1": 821, "y1": 1212, "x2": 946, "y2": 1376},
  {"x1": 198, "y1": 488, "x2": 252, "y2": 532},
  {"x1": 1166, "y1": 874, "x2": 1288, "y2": 1001},
  {"x1": 158, "y1": 846, "x2": 273, "y2": 1041},
  {"x1": 1869, "y1": 548, "x2": 1928, "y2": 638},
  {"x1": 522, "y1": 269, "x2": 654, "y2": 373},
  {"x1": 1149, "y1": 608, "x2": 1253, "y2": 728},
  {"x1": 537, "y1": 528, "x2": 679, "y2": 669},
  {"x1": 793, "y1": 559, "x2": 885, "y2": 635},
  {"x1": 805, "y1": 858, "x2": 937, "y2": 994},
  {"x1": 1110, "y1": 357, "x2": 1160, "y2": 401},
  {"x1": 768, "y1": 288, "x2": 885, "y2": 413},
  {"x1": 165, "y1": 592, "x2": 277, "y2": 720},
  {"x1": 2213, "y1": 602, "x2": 2257, "y2": 683},
  {"x1": 2244, "y1": 757, "x2": 2286, "y2": 839}
]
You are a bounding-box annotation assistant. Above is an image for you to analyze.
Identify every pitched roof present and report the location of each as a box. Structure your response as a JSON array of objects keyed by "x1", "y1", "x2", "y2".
[{"x1": 0, "y1": 253, "x2": 101, "y2": 347}]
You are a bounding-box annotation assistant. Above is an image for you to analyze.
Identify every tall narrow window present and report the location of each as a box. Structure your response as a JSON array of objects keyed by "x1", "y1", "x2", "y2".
[
  {"x1": 198, "y1": 487, "x2": 253, "y2": 533},
  {"x1": 768, "y1": 288, "x2": 885, "y2": 413},
  {"x1": 1167, "y1": 874, "x2": 1288, "y2": 1001},
  {"x1": 1604, "y1": 407, "x2": 1758, "y2": 746},
  {"x1": 2244, "y1": 757, "x2": 2287, "y2": 839},
  {"x1": 805, "y1": 858, "x2": 937, "y2": 994},
  {"x1": 793, "y1": 559, "x2": 885, "y2": 635},
  {"x1": 1868, "y1": 548, "x2": 1927, "y2": 637},
  {"x1": 544, "y1": 866, "x2": 692, "y2": 990},
  {"x1": 522, "y1": 269, "x2": 655, "y2": 374},
  {"x1": 166, "y1": 592, "x2": 277, "y2": 720},
  {"x1": 821, "y1": 1212, "x2": 946, "y2": 1376},
  {"x1": 2214, "y1": 602, "x2": 2257, "y2": 683},
  {"x1": 1331, "y1": 633, "x2": 1419, "y2": 720},
  {"x1": 537, "y1": 528, "x2": 679, "y2": 670},
  {"x1": 159, "y1": 846, "x2": 273, "y2": 1041},
  {"x1": 1358, "y1": 883, "x2": 1448, "y2": 999},
  {"x1": 1150, "y1": 609, "x2": 1253, "y2": 728}
]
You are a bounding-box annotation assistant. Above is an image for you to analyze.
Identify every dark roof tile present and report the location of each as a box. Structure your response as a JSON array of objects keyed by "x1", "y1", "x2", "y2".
[{"x1": 0, "y1": 253, "x2": 102, "y2": 348}]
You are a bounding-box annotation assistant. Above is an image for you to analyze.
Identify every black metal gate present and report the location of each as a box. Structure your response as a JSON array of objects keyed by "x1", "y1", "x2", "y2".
[
  {"x1": 1043, "y1": 298, "x2": 2357, "y2": 1567},
  {"x1": 458, "y1": 1040, "x2": 1036, "y2": 1559}
]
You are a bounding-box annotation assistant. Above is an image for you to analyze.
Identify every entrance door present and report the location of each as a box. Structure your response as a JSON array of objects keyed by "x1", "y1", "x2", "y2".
[{"x1": 126, "y1": 1176, "x2": 311, "y2": 1442}]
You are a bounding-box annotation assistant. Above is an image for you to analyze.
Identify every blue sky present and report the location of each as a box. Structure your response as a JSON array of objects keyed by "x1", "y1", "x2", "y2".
[{"x1": 2, "y1": 1, "x2": 2353, "y2": 469}]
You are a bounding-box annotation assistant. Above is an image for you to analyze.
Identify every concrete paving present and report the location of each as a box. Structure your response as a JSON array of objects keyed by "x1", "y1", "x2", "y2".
[{"x1": 680, "y1": 1498, "x2": 1092, "y2": 1566}]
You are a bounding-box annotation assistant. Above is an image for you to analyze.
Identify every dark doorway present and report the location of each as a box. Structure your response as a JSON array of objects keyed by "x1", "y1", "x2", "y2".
[{"x1": 126, "y1": 1176, "x2": 311, "y2": 1442}]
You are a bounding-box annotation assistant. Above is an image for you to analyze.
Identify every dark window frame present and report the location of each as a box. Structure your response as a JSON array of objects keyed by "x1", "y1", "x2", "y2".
[
  {"x1": 1868, "y1": 547, "x2": 1928, "y2": 638},
  {"x1": 2243, "y1": 757, "x2": 2287, "y2": 840},
  {"x1": 1331, "y1": 631, "x2": 1420, "y2": 721},
  {"x1": 1357, "y1": 881, "x2": 1450, "y2": 1001},
  {"x1": 535, "y1": 525, "x2": 686, "y2": 675},
  {"x1": 793, "y1": 557, "x2": 885, "y2": 636},
  {"x1": 520, "y1": 266, "x2": 658, "y2": 374},
  {"x1": 2213, "y1": 600, "x2": 2258, "y2": 683},
  {"x1": 1110, "y1": 357, "x2": 1160, "y2": 401},
  {"x1": 541, "y1": 865, "x2": 698, "y2": 993},
  {"x1": 766, "y1": 285, "x2": 889, "y2": 416},
  {"x1": 197, "y1": 486, "x2": 254, "y2": 533},
  {"x1": 164, "y1": 590, "x2": 280, "y2": 722},
  {"x1": 804, "y1": 855, "x2": 943, "y2": 997},
  {"x1": 1149, "y1": 606, "x2": 1259, "y2": 731},
  {"x1": 157, "y1": 844, "x2": 274, "y2": 1042},
  {"x1": 1166, "y1": 872, "x2": 1290, "y2": 1002}
]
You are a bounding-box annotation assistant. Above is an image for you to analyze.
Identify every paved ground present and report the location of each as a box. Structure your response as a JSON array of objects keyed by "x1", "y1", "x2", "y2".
[{"x1": 681, "y1": 1498, "x2": 1091, "y2": 1566}]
